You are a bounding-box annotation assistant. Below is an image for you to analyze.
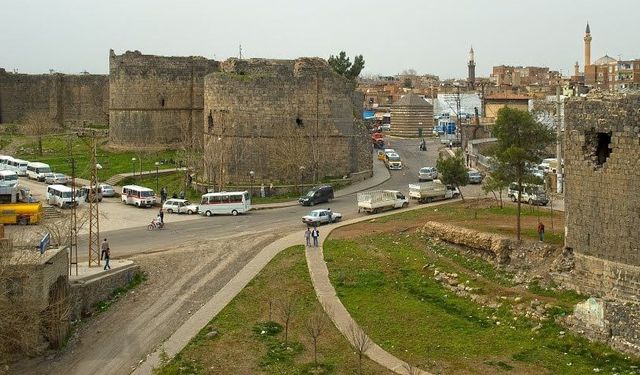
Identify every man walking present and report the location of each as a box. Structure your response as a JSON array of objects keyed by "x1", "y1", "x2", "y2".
[
  {"x1": 311, "y1": 227, "x2": 320, "y2": 247},
  {"x1": 159, "y1": 208, "x2": 164, "y2": 224},
  {"x1": 304, "y1": 227, "x2": 311, "y2": 247},
  {"x1": 103, "y1": 245, "x2": 111, "y2": 270},
  {"x1": 101, "y1": 238, "x2": 109, "y2": 260},
  {"x1": 537, "y1": 221, "x2": 545, "y2": 242}
]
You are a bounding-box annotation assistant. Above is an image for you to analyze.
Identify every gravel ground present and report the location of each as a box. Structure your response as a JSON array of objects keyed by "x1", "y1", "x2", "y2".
[{"x1": 11, "y1": 230, "x2": 278, "y2": 375}]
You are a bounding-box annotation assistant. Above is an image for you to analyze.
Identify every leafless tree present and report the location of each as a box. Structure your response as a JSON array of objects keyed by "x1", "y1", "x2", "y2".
[
  {"x1": 348, "y1": 323, "x2": 372, "y2": 375},
  {"x1": 278, "y1": 294, "x2": 297, "y2": 344},
  {"x1": 304, "y1": 307, "x2": 328, "y2": 365},
  {"x1": 21, "y1": 111, "x2": 60, "y2": 156}
]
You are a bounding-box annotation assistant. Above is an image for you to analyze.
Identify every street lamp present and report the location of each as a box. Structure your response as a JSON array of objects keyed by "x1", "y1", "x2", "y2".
[
  {"x1": 249, "y1": 170, "x2": 255, "y2": 198},
  {"x1": 131, "y1": 157, "x2": 136, "y2": 180},
  {"x1": 155, "y1": 161, "x2": 160, "y2": 193},
  {"x1": 299, "y1": 166, "x2": 306, "y2": 195}
]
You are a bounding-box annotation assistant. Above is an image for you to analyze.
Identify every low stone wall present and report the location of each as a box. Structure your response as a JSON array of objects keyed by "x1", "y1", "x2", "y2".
[
  {"x1": 69, "y1": 264, "x2": 140, "y2": 320},
  {"x1": 564, "y1": 297, "x2": 640, "y2": 357},
  {"x1": 420, "y1": 221, "x2": 513, "y2": 264},
  {"x1": 349, "y1": 169, "x2": 373, "y2": 183}
]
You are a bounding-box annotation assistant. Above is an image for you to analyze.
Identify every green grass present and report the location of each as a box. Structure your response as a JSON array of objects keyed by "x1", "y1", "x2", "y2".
[
  {"x1": 14, "y1": 135, "x2": 178, "y2": 180},
  {"x1": 324, "y1": 233, "x2": 640, "y2": 374},
  {"x1": 155, "y1": 246, "x2": 391, "y2": 374}
]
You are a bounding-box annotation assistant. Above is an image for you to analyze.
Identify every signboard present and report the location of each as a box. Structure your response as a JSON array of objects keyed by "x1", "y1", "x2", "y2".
[{"x1": 39, "y1": 232, "x2": 50, "y2": 254}]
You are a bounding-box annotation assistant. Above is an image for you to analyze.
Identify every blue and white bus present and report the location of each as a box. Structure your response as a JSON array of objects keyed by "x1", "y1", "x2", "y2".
[{"x1": 199, "y1": 191, "x2": 251, "y2": 216}]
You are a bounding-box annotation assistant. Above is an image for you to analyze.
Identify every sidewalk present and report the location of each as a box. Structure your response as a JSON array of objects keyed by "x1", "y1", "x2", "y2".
[{"x1": 252, "y1": 156, "x2": 391, "y2": 210}]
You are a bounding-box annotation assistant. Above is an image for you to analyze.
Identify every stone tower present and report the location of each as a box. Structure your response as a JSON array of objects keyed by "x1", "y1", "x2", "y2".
[
  {"x1": 467, "y1": 46, "x2": 476, "y2": 90},
  {"x1": 584, "y1": 23, "x2": 592, "y2": 69},
  {"x1": 574, "y1": 61, "x2": 580, "y2": 76}
]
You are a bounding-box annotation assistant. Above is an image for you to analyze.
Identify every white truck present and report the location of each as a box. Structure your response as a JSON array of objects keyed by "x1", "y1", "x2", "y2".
[
  {"x1": 408, "y1": 180, "x2": 460, "y2": 203},
  {"x1": 357, "y1": 190, "x2": 409, "y2": 214}
]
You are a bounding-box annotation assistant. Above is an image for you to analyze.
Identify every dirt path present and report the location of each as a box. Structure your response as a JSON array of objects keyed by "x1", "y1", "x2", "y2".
[{"x1": 12, "y1": 231, "x2": 278, "y2": 375}]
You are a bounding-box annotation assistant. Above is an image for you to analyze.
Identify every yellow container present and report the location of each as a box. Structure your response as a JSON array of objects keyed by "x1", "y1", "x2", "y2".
[{"x1": 0, "y1": 202, "x2": 43, "y2": 225}]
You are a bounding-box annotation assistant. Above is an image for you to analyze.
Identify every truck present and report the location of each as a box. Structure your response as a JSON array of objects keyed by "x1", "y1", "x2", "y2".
[
  {"x1": 408, "y1": 180, "x2": 460, "y2": 203},
  {"x1": 357, "y1": 190, "x2": 408, "y2": 214},
  {"x1": 372, "y1": 132, "x2": 385, "y2": 149},
  {"x1": 0, "y1": 185, "x2": 43, "y2": 225}
]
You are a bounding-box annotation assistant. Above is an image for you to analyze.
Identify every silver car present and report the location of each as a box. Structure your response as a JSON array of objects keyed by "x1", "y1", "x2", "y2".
[
  {"x1": 44, "y1": 173, "x2": 70, "y2": 185},
  {"x1": 418, "y1": 167, "x2": 438, "y2": 181},
  {"x1": 99, "y1": 183, "x2": 116, "y2": 197},
  {"x1": 467, "y1": 171, "x2": 484, "y2": 184}
]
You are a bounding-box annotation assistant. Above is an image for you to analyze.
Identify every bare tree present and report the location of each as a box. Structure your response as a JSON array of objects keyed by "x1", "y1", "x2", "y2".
[
  {"x1": 348, "y1": 323, "x2": 372, "y2": 375},
  {"x1": 21, "y1": 111, "x2": 59, "y2": 156},
  {"x1": 304, "y1": 307, "x2": 328, "y2": 365},
  {"x1": 278, "y1": 294, "x2": 297, "y2": 344}
]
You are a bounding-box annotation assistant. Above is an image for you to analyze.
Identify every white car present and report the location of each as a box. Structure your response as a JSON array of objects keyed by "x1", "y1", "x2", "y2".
[
  {"x1": 163, "y1": 198, "x2": 199, "y2": 214},
  {"x1": 302, "y1": 209, "x2": 342, "y2": 226},
  {"x1": 44, "y1": 173, "x2": 70, "y2": 185}
]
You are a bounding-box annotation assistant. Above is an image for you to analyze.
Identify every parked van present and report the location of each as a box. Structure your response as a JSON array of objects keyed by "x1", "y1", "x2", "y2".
[
  {"x1": 0, "y1": 155, "x2": 11, "y2": 170},
  {"x1": 0, "y1": 170, "x2": 19, "y2": 187},
  {"x1": 121, "y1": 185, "x2": 156, "y2": 207},
  {"x1": 298, "y1": 185, "x2": 334, "y2": 206},
  {"x1": 79, "y1": 185, "x2": 103, "y2": 202},
  {"x1": 508, "y1": 183, "x2": 549, "y2": 206},
  {"x1": 27, "y1": 162, "x2": 53, "y2": 181},
  {"x1": 199, "y1": 191, "x2": 251, "y2": 216},
  {"x1": 8, "y1": 158, "x2": 28, "y2": 176},
  {"x1": 46, "y1": 184, "x2": 76, "y2": 208}
]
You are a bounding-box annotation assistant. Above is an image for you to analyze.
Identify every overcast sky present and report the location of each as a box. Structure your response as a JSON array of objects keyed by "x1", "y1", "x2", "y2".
[{"x1": 2, "y1": 0, "x2": 639, "y2": 78}]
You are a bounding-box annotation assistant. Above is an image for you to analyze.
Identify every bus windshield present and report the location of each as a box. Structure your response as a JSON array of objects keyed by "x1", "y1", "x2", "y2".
[{"x1": 140, "y1": 190, "x2": 154, "y2": 197}]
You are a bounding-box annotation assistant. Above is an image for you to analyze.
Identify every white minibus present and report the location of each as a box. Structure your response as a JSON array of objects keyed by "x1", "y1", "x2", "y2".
[
  {"x1": 8, "y1": 158, "x2": 29, "y2": 176},
  {"x1": 27, "y1": 162, "x2": 53, "y2": 181},
  {"x1": 0, "y1": 155, "x2": 11, "y2": 170},
  {"x1": 46, "y1": 184, "x2": 76, "y2": 208},
  {"x1": 0, "y1": 170, "x2": 19, "y2": 187},
  {"x1": 199, "y1": 191, "x2": 251, "y2": 216},
  {"x1": 121, "y1": 185, "x2": 156, "y2": 207}
]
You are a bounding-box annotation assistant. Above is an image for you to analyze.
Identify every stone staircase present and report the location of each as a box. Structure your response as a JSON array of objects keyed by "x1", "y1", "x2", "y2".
[{"x1": 42, "y1": 205, "x2": 63, "y2": 220}]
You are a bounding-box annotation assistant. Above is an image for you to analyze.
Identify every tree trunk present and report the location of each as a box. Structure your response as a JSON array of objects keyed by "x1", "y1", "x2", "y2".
[
  {"x1": 457, "y1": 184, "x2": 465, "y2": 202},
  {"x1": 313, "y1": 338, "x2": 318, "y2": 364}
]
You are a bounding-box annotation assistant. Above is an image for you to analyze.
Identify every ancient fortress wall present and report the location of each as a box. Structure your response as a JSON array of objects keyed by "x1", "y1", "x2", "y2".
[
  {"x1": 203, "y1": 58, "x2": 370, "y2": 183},
  {"x1": 564, "y1": 94, "x2": 640, "y2": 301},
  {"x1": 108, "y1": 50, "x2": 219, "y2": 149},
  {"x1": 0, "y1": 69, "x2": 108, "y2": 125}
]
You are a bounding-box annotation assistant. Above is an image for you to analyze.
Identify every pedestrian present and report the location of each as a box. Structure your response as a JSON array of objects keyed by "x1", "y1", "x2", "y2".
[
  {"x1": 100, "y1": 238, "x2": 109, "y2": 260},
  {"x1": 537, "y1": 221, "x2": 545, "y2": 242},
  {"x1": 304, "y1": 227, "x2": 311, "y2": 247},
  {"x1": 187, "y1": 174, "x2": 193, "y2": 186},
  {"x1": 172, "y1": 192, "x2": 178, "y2": 199},
  {"x1": 179, "y1": 190, "x2": 185, "y2": 199},
  {"x1": 160, "y1": 187, "x2": 167, "y2": 203},
  {"x1": 260, "y1": 184, "x2": 265, "y2": 198},
  {"x1": 159, "y1": 208, "x2": 164, "y2": 224},
  {"x1": 103, "y1": 244, "x2": 111, "y2": 270},
  {"x1": 269, "y1": 182, "x2": 274, "y2": 197},
  {"x1": 311, "y1": 227, "x2": 320, "y2": 247},
  {"x1": 448, "y1": 140, "x2": 453, "y2": 149}
]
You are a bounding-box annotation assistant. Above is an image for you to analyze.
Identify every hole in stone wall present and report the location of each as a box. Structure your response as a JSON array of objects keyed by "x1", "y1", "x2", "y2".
[
  {"x1": 595, "y1": 132, "x2": 611, "y2": 166},
  {"x1": 207, "y1": 110, "x2": 214, "y2": 132},
  {"x1": 296, "y1": 117, "x2": 304, "y2": 127},
  {"x1": 160, "y1": 98, "x2": 165, "y2": 107},
  {"x1": 584, "y1": 131, "x2": 612, "y2": 167}
]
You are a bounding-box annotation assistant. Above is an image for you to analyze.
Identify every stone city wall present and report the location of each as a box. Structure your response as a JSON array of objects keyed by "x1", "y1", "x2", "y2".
[
  {"x1": 202, "y1": 58, "x2": 370, "y2": 183},
  {"x1": 108, "y1": 50, "x2": 219, "y2": 149},
  {"x1": 564, "y1": 93, "x2": 640, "y2": 300},
  {"x1": 0, "y1": 69, "x2": 109, "y2": 126}
]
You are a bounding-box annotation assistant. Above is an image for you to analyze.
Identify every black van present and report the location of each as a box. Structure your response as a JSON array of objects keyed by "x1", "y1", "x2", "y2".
[{"x1": 298, "y1": 185, "x2": 334, "y2": 206}]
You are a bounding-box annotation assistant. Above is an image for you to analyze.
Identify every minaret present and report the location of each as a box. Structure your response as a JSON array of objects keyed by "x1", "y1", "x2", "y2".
[
  {"x1": 467, "y1": 46, "x2": 476, "y2": 90},
  {"x1": 574, "y1": 61, "x2": 580, "y2": 76},
  {"x1": 584, "y1": 22, "x2": 592, "y2": 68}
]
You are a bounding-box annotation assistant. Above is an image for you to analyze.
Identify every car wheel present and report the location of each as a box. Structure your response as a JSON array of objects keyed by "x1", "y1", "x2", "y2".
[
  {"x1": 187, "y1": 209, "x2": 193, "y2": 215},
  {"x1": 167, "y1": 209, "x2": 173, "y2": 214},
  {"x1": 205, "y1": 210, "x2": 212, "y2": 217},
  {"x1": 511, "y1": 196, "x2": 517, "y2": 202},
  {"x1": 426, "y1": 197, "x2": 433, "y2": 203},
  {"x1": 402, "y1": 202, "x2": 409, "y2": 208},
  {"x1": 231, "y1": 210, "x2": 238, "y2": 216}
]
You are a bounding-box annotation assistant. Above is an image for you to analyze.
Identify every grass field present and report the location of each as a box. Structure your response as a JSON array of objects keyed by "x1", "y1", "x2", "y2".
[
  {"x1": 155, "y1": 246, "x2": 391, "y2": 374},
  {"x1": 324, "y1": 231, "x2": 640, "y2": 374},
  {"x1": 13, "y1": 135, "x2": 178, "y2": 180}
]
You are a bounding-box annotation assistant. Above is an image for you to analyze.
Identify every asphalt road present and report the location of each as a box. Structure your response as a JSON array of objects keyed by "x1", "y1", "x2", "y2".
[{"x1": 76, "y1": 137, "x2": 476, "y2": 260}]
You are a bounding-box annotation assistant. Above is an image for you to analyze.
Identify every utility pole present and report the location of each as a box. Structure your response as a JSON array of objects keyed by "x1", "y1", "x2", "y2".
[
  {"x1": 87, "y1": 135, "x2": 101, "y2": 267},
  {"x1": 556, "y1": 83, "x2": 563, "y2": 194},
  {"x1": 68, "y1": 137, "x2": 78, "y2": 276}
]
